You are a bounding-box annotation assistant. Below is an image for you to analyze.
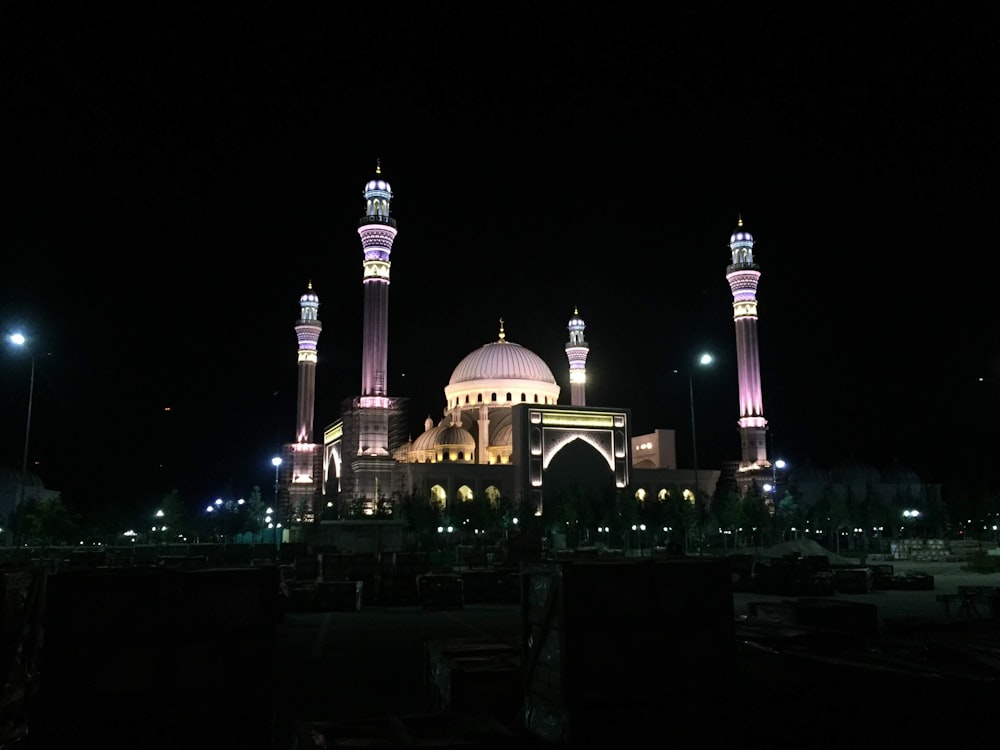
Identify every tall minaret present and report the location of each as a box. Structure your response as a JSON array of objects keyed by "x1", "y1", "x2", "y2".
[
  {"x1": 357, "y1": 161, "x2": 397, "y2": 456},
  {"x1": 725, "y1": 216, "x2": 768, "y2": 475},
  {"x1": 294, "y1": 281, "x2": 322, "y2": 443},
  {"x1": 278, "y1": 281, "x2": 325, "y2": 527},
  {"x1": 565, "y1": 307, "x2": 589, "y2": 406}
]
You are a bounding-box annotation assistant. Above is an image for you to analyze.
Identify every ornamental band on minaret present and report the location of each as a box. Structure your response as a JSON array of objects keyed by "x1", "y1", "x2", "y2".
[{"x1": 725, "y1": 216, "x2": 769, "y2": 476}]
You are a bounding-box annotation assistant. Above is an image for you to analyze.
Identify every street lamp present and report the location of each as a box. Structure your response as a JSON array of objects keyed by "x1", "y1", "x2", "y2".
[
  {"x1": 772, "y1": 458, "x2": 786, "y2": 496},
  {"x1": 631, "y1": 523, "x2": 647, "y2": 557},
  {"x1": 683, "y1": 353, "x2": 713, "y2": 506},
  {"x1": 271, "y1": 456, "x2": 283, "y2": 550},
  {"x1": 271, "y1": 455, "x2": 282, "y2": 517},
  {"x1": 8, "y1": 333, "x2": 36, "y2": 545},
  {"x1": 902, "y1": 509, "x2": 920, "y2": 539}
]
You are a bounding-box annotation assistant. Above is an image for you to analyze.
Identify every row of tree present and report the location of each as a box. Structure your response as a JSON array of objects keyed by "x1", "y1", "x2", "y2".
[{"x1": 6, "y1": 478, "x2": 999, "y2": 553}]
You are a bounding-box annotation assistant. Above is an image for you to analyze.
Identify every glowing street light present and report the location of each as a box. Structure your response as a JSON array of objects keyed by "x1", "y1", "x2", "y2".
[
  {"x1": 7, "y1": 332, "x2": 38, "y2": 543},
  {"x1": 631, "y1": 523, "x2": 647, "y2": 557},
  {"x1": 680, "y1": 353, "x2": 713, "y2": 507},
  {"x1": 271, "y1": 456, "x2": 282, "y2": 521}
]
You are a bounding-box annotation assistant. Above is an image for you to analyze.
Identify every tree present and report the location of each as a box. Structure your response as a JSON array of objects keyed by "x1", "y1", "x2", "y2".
[
  {"x1": 243, "y1": 485, "x2": 269, "y2": 540},
  {"x1": 158, "y1": 489, "x2": 196, "y2": 542},
  {"x1": 713, "y1": 490, "x2": 744, "y2": 550},
  {"x1": 655, "y1": 486, "x2": 699, "y2": 552},
  {"x1": 741, "y1": 491, "x2": 770, "y2": 552},
  {"x1": 397, "y1": 492, "x2": 444, "y2": 551},
  {"x1": 776, "y1": 494, "x2": 804, "y2": 541},
  {"x1": 15, "y1": 496, "x2": 79, "y2": 547}
]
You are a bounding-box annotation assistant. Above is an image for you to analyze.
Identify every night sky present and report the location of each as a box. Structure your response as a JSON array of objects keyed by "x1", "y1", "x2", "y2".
[{"x1": 1, "y1": 2, "x2": 997, "y2": 518}]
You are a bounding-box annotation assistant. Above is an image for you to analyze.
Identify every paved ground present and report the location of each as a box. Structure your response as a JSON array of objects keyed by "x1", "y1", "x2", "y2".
[
  {"x1": 20, "y1": 559, "x2": 999, "y2": 749},
  {"x1": 734, "y1": 559, "x2": 1000, "y2": 623},
  {"x1": 272, "y1": 559, "x2": 1000, "y2": 749}
]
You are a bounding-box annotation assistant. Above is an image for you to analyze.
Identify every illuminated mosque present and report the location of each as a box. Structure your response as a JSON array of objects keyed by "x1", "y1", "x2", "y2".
[
  {"x1": 269, "y1": 163, "x2": 782, "y2": 547},
  {"x1": 265, "y1": 163, "x2": 935, "y2": 552}
]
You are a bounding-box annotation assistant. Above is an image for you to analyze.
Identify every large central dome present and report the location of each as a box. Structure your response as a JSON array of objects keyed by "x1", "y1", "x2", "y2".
[
  {"x1": 449, "y1": 340, "x2": 556, "y2": 385},
  {"x1": 443, "y1": 322, "x2": 560, "y2": 412}
]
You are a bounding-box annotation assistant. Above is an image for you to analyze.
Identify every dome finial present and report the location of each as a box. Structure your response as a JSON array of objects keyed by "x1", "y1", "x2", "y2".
[
  {"x1": 498, "y1": 317, "x2": 506, "y2": 342},
  {"x1": 737, "y1": 213, "x2": 743, "y2": 227},
  {"x1": 376, "y1": 159, "x2": 381, "y2": 175},
  {"x1": 307, "y1": 279, "x2": 313, "y2": 290}
]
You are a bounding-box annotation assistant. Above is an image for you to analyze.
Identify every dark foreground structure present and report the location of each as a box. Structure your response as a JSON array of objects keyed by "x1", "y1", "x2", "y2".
[{"x1": 1, "y1": 548, "x2": 998, "y2": 749}]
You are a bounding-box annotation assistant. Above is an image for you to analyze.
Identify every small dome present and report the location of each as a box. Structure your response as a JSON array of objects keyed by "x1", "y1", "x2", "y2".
[
  {"x1": 730, "y1": 216, "x2": 754, "y2": 245},
  {"x1": 493, "y1": 423, "x2": 513, "y2": 447},
  {"x1": 363, "y1": 162, "x2": 392, "y2": 197},
  {"x1": 436, "y1": 425, "x2": 476, "y2": 450},
  {"x1": 567, "y1": 308, "x2": 585, "y2": 330},
  {"x1": 364, "y1": 178, "x2": 392, "y2": 194},
  {"x1": 412, "y1": 422, "x2": 445, "y2": 452}
]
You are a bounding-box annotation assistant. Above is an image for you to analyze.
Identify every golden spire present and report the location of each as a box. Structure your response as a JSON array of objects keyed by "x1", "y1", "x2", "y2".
[
  {"x1": 737, "y1": 214, "x2": 743, "y2": 227},
  {"x1": 498, "y1": 318, "x2": 506, "y2": 342},
  {"x1": 376, "y1": 159, "x2": 381, "y2": 175}
]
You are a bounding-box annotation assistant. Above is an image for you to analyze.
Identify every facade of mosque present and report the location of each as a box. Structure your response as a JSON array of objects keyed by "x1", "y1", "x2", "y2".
[
  {"x1": 272, "y1": 166, "x2": 934, "y2": 546},
  {"x1": 271, "y1": 166, "x2": 723, "y2": 537}
]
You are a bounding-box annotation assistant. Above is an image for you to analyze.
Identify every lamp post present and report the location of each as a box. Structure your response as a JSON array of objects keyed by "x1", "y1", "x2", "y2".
[
  {"x1": 8, "y1": 333, "x2": 36, "y2": 546},
  {"x1": 271, "y1": 456, "x2": 282, "y2": 550},
  {"x1": 685, "y1": 353, "x2": 713, "y2": 507},
  {"x1": 631, "y1": 523, "x2": 646, "y2": 557}
]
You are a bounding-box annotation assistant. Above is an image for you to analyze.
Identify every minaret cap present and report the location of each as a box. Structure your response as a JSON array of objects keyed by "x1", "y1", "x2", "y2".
[
  {"x1": 300, "y1": 279, "x2": 319, "y2": 304},
  {"x1": 730, "y1": 213, "x2": 754, "y2": 245}
]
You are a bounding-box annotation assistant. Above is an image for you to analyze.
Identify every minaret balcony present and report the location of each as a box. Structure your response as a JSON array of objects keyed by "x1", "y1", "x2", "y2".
[{"x1": 358, "y1": 215, "x2": 397, "y2": 229}]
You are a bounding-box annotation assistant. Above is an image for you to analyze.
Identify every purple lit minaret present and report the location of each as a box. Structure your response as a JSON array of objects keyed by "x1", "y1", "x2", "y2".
[
  {"x1": 276, "y1": 281, "x2": 325, "y2": 526},
  {"x1": 565, "y1": 307, "x2": 589, "y2": 406},
  {"x1": 359, "y1": 161, "x2": 395, "y2": 401},
  {"x1": 725, "y1": 216, "x2": 768, "y2": 476},
  {"x1": 357, "y1": 161, "x2": 397, "y2": 455},
  {"x1": 294, "y1": 281, "x2": 322, "y2": 443}
]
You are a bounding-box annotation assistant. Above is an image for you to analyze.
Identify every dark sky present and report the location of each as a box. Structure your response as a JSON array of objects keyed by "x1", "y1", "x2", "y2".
[{"x1": 1, "y1": 2, "x2": 997, "y2": 516}]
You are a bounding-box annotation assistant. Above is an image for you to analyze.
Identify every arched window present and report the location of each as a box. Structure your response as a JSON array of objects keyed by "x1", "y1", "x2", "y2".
[
  {"x1": 491, "y1": 393, "x2": 498, "y2": 402},
  {"x1": 505, "y1": 392, "x2": 512, "y2": 401},
  {"x1": 477, "y1": 394, "x2": 483, "y2": 403},
  {"x1": 430, "y1": 485, "x2": 446, "y2": 510}
]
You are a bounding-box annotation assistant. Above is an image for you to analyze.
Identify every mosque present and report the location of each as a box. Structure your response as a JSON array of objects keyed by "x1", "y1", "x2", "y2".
[
  {"x1": 0, "y1": 164, "x2": 933, "y2": 549},
  {"x1": 271, "y1": 164, "x2": 776, "y2": 547}
]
